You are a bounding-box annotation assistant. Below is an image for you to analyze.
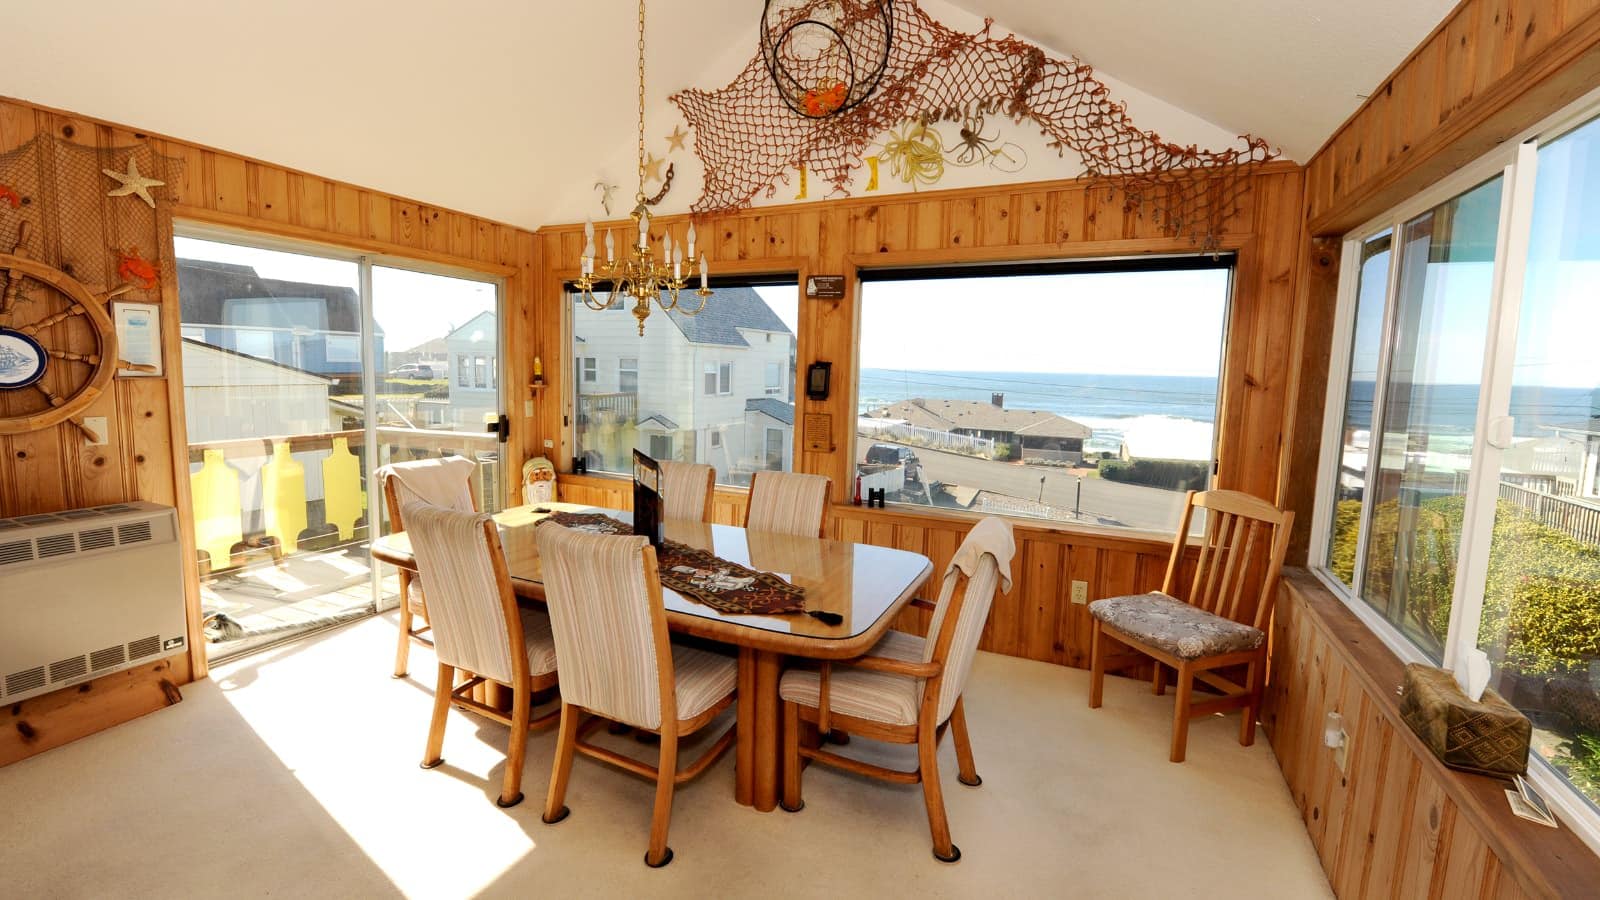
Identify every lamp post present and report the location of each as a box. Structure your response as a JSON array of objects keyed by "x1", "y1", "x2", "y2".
[
  {"x1": 1075, "y1": 476, "x2": 1083, "y2": 518},
  {"x1": 1038, "y1": 475, "x2": 1046, "y2": 503}
]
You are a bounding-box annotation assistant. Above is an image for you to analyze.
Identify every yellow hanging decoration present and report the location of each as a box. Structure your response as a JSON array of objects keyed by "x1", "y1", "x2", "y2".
[
  {"x1": 794, "y1": 166, "x2": 808, "y2": 200},
  {"x1": 866, "y1": 156, "x2": 880, "y2": 191},
  {"x1": 878, "y1": 121, "x2": 945, "y2": 191}
]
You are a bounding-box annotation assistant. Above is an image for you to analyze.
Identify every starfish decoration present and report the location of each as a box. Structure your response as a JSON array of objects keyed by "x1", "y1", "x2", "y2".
[
  {"x1": 643, "y1": 153, "x2": 665, "y2": 184},
  {"x1": 594, "y1": 181, "x2": 619, "y2": 215},
  {"x1": 102, "y1": 158, "x2": 165, "y2": 209},
  {"x1": 665, "y1": 125, "x2": 689, "y2": 152}
]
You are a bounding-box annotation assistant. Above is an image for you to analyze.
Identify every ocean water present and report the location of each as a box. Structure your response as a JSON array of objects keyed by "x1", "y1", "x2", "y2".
[
  {"x1": 858, "y1": 368, "x2": 1220, "y2": 458},
  {"x1": 1340, "y1": 381, "x2": 1597, "y2": 437}
]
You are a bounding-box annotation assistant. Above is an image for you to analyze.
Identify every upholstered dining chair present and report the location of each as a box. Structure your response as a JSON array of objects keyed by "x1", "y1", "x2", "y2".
[
  {"x1": 1088, "y1": 489, "x2": 1294, "y2": 763},
  {"x1": 404, "y1": 501, "x2": 560, "y2": 808},
  {"x1": 658, "y1": 460, "x2": 716, "y2": 522},
  {"x1": 536, "y1": 523, "x2": 738, "y2": 868},
  {"x1": 779, "y1": 516, "x2": 1015, "y2": 863},
  {"x1": 745, "y1": 470, "x2": 831, "y2": 537},
  {"x1": 376, "y1": 456, "x2": 478, "y2": 678}
]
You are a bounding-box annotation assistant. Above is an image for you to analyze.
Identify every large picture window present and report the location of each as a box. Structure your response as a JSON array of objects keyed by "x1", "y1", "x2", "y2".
[
  {"x1": 570, "y1": 278, "x2": 798, "y2": 487},
  {"x1": 1314, "y1": 101, "x2": 1600, "y2": 843},
  {"x1": 855, "y1": 259, "x2": 1231, "y2": 533}
]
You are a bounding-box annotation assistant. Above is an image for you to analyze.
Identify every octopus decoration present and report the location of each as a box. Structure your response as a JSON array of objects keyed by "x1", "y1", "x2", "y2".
[{"x1": 761, "y1": 0, "x2": 892, "y2": 119}]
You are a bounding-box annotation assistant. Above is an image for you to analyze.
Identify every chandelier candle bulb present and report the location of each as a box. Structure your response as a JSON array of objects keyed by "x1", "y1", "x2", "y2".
[
  {"x1": 605, "y1": 230, "x2": 615, "y2": 262},
  {"x1": 699, "y1": 255, "x2": 708, "y2": 290},
  {"x1": 663, "y1": 231, "x2": 672, "y2": 264},
  {"x1": 687, "y1": 223, "x2": 696, "y2": 257}
]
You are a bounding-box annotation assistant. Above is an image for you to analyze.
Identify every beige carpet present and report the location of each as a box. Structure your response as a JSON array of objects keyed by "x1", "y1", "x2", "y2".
[{"x1": 1, "y1": 614, "x2": 1332, "y2": 899}]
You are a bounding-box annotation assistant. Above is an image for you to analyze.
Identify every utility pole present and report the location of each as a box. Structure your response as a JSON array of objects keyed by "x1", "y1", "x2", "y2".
[
  {"x1": 1038, "y1": 474, "x2": 1046, "y2": 503},
  {"x1": 1075, "y1": 476, "x2": 1083, "y2": 518}
]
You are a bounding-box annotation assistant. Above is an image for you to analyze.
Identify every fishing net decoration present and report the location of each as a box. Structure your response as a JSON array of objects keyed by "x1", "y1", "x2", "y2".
[
  {"x1": 0, "y1": 134, "x2": 184, "y2": 294},
  {"x1": 672, "y1": 0, "x2": 1277, "y2": 249}
]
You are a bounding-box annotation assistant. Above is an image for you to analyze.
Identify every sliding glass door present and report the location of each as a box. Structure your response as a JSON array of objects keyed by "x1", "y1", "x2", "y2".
[{"x1": 175, "y1": 231, "x2": 503, "y2": 661}]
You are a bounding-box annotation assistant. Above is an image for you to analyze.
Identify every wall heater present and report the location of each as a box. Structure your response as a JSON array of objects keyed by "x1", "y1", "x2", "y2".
[{"x1": 0, "y1": 501, "x2": 187, "y2": 704}]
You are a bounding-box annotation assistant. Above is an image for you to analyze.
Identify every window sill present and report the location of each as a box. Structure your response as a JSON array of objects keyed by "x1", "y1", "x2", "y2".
[{"x1": 1280, "y1": 568, "x2": 1600, "y2": 897}]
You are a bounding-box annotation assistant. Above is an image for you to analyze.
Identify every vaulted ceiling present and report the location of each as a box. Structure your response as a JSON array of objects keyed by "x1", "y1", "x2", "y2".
[{"x1": 5, "y1": 0, "x2": 1455, "y2": 230}]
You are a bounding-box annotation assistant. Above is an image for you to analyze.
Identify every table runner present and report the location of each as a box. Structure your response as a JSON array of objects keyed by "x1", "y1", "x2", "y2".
[{"x1": 537, "y1": 512, "x2": 823, "y2": 619}]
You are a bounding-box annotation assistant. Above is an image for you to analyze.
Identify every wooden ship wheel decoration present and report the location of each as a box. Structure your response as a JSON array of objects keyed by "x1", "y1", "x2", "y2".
[{"x1": 0, "y1": 222, "x2": 153, "y2": 442}]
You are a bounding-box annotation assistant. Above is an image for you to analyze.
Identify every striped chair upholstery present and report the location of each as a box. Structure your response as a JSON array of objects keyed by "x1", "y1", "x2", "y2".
[
  {"x1": 745, "y1": 471, "x2": 831, "y2": 537},
  {"x1": 378, "y1": 457, "x2": 478, "y2": 677},
  {"x1": 659, "y1": 460, "x2": 715, "y2": 522},
  {"x1": 536, "y1": 524, "x2": 735, "y2": 730},
  {"x1": 403, "y1": 502, "x2": 557, "y2": 685}
]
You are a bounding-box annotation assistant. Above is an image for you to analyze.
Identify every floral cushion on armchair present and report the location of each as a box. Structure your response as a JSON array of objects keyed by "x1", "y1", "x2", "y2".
[{"x1": 1089, "y1": 592, "x2": 1263, "y2": 660}]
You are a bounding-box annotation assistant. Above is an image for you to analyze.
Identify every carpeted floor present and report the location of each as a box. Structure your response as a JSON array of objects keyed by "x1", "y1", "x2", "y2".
[{"x1": 1, "y1": 614, "x2": 1332, "y2": 899}]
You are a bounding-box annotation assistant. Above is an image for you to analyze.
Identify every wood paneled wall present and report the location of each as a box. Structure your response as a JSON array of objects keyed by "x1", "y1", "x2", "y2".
[
  {"x1": 0, "y1": 95, "x2": 540, "y2": 766},
  {"x1": 1305, "y1": 0, "x2": 1600, "y2": 234},
  {"x1": 1263, "y1": 571, "x2": 1600, "y2": 899},
  {"x1": 535, "y1": 164, "x2": 1308, "y2": 669}
]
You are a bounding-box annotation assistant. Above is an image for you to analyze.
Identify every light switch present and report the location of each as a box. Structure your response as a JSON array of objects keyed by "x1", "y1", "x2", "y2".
[
  {"x1": 524, "y1": 399, "x2": 534, "y2": 417},
  {"x1": 1071, "y1": 580, "x2": 1088, "y2": 604},
  {"x1": 83, "y1": 416, "x2": 109, "y2": 445}
]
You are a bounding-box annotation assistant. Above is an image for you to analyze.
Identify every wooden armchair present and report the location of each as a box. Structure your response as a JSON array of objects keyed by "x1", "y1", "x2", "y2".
[
  {"x1": 405, "y1": 502, "x2": 560, "y2": 808},
  {"x1": 745, "y1": 470, "x2": 831, "y2": 537},
  {"x1": 1088, "y1": 489, "x2": 1293, "y2": 762},
  {"x1": 779, "y1": 517, "x2": 1013, "y2": 863},
  {"x1": 658, "y1": 460, "x2": 716, "y2": 522},
  {"x1": 536, "y1": 523, "x2": 738, "y2": 868},
  {"x1": 376, "y1": 456, "x2": 477, "y2": 678}
]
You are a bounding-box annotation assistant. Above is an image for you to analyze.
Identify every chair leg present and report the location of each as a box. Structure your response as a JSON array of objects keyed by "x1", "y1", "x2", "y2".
[
  {"x1": 393, "y1": 593, "x2": 414, "y2": 678},
  {"x1": 1170, "y1": 660, "x2": 1194, "y2": 763},
  {"x1": 950, "y1": 698, "x2": 981, "y2": 787},
  {"x1": 542, "y1": 704, "x2": 580, "y2": 824},
  {"x1": 917, "y1": 719, "x2": 960, "y2": 863},
  {"x1": 421, "y1": 663, "x2": 452, "y2": 768},
  {"x1": 781, "y1": 701, "x2": 804, "y2": 812},
  {"x1": 1240, "y1": 655, "x2": 1262, "y2": 747},
  {"x1": 1088, "y1": 619, "x2": 1106, "y2": 709},
  {"x1": 645, "y1": 730, "x2": 679, "y2": 867},
  {"x1": 498, "y1": 678, "x2": 531, "y2": 808},
  {"x1": 1151, "y1": 661, "x2": 1166, "y2": 696}
]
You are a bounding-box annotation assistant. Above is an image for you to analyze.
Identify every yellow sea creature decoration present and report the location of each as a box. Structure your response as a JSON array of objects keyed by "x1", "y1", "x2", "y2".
[{"x1": 878, "y1": 121, "x2": 945, "y2": 191}]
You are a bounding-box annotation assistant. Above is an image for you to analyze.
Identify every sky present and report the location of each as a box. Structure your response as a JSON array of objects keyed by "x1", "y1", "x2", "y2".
[{"x1": 857, "y1": 269, "x2": 1231, "y2": 377}]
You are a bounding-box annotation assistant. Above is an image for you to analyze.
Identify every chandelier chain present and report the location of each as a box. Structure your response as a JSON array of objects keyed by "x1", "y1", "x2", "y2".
[{"x1": 636, "y1": 0, "x2": 647, "y2": 203}]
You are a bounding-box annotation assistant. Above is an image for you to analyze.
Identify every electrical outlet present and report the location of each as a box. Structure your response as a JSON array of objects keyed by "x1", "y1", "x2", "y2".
[
  {"x1": 1070, "y1": 580, "x2": 1088, "y2": 604},
  {"x1": 543, "y1": 439, "x2": 554, "y2": 449}
]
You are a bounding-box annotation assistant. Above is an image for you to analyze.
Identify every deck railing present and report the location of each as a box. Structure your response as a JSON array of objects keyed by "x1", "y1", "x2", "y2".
[
  {"x1": 187, "y1": 426, "x2": 500, "y2": 573},
  {"x1": 577, "y1": 392, "x2": 638, "y2": 423},
  {"x1": 857, "y1": 418, "x2": 995, "y2": 457},
  {"x1": 1498, "y1": 481, "x2": 1600, "y2": 544}
]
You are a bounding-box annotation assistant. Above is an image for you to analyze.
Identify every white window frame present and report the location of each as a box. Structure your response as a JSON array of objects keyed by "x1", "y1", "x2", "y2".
[
  {"x1": 1307, "y1": 85, "x2": 1600, "y2": 853},
  {"x1": 581, "y1": 357, "x2": 597, "y2": 384},
  {"x1": 619, "y1": 357, "x2": 638, "y2": 394}
]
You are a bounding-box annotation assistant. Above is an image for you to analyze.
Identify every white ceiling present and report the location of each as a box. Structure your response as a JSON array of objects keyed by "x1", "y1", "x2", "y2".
[{"x1": 4, "y1": 0, "x2": 1454, "y2": 232}]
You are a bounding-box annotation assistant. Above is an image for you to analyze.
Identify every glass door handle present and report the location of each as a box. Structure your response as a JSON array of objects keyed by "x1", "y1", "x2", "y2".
[
  {"x1": 1486, "y1": 416, "x2": 1515, "y2": 450},
  {"x1": 487, "y1": 414, "x2": 510, "y2": 443}
]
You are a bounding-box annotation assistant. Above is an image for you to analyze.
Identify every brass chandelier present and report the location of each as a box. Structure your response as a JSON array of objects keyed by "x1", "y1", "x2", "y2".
[{"x1": 575, "y1": 0, "x2": 711, "y2": 336}]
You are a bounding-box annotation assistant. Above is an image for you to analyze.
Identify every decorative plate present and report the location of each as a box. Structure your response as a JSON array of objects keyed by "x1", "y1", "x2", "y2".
[{"x1": 0, "y1": 327, "x2": 47, "y2": 389}]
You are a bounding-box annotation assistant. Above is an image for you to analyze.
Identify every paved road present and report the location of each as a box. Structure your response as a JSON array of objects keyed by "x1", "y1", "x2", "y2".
[{"x1": 858, "y1": 440, "x2": 1191, "y2": 532}]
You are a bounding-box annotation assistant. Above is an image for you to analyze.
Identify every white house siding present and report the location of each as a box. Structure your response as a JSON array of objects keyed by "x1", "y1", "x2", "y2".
[{"x1": 445, "y1": 310, "x2": 499, "y2": 430}]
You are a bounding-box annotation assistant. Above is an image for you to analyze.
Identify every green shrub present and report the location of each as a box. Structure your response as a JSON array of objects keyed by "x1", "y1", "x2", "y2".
[
  {"x1": 1099, "y1": 458, "x2": 1209, "y2": 492},
  {"x1": 1327, "y1": 495, "x2": 1600, "y2": 678}
]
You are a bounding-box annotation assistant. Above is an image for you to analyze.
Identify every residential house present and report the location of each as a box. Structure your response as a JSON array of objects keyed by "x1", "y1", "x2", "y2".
[
  {"x1": 573, "y1": 286, "x2": 794, "y2": 482},
  {"x1": 440, "y1": 310, "x2": 499, "y2": 431},
  {"x1": 866, "y1": 393, "x2": 1090, "y2": 463}
]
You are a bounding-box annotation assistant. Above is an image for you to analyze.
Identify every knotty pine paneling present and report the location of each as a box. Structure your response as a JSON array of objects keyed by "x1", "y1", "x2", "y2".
[
  {"x1": 1305, "y1": 0, "x2": 1600, "y2": 234},
  {"x1": 0, "y1": 94, "x2": 541, "y2": 765},
  {"x1": 537, "y1": 165, "x2": 1304, "y2": 670},
  {"x1": 1262, "y1": 570, "x2": 1600, "y2": 899}
]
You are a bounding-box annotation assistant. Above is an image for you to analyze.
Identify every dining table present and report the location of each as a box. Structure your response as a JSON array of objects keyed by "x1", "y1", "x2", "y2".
[{"x1": 370, "y1": 501, "x2": 934, "y2": 812}]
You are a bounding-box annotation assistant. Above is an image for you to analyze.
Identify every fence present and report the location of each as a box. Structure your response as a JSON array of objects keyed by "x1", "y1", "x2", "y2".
[
  {"x1": 857, "y1": 418, "x2": 995, "y2": 457},
  {"x1": 1499, "y1": 481, "x2": 1600, "y2": 545}
]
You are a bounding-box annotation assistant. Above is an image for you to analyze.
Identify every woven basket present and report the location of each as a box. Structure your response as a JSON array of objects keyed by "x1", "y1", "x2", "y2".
[{"x1": 1399, "y1": 663, "x2": 1531, "y2": 778}]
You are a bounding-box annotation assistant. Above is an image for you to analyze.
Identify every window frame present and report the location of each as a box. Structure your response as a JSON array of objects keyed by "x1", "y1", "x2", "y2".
[
  {"x1": 852, "y1": 253, "x2": 1235, "y2": 537},
  {"x1": 1307, "y1": 84, "x2": 1600, "y2": 853}
]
